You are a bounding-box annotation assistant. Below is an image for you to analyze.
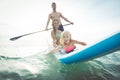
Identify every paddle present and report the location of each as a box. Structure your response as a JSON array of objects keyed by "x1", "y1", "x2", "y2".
[{"x1": 10, "y1": 23, "x2": 72, "y2": 41}]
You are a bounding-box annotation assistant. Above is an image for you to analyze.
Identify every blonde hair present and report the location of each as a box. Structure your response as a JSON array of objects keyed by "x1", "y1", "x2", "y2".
[{"x1": 60, "y1": 31, "x2": 71, "y2": 45}]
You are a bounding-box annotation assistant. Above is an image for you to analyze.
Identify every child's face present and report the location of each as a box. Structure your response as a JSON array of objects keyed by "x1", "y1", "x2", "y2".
[
  {"x1": 53, "y1": 20, "x2": 59, "y2": 30},
  {"x1": 63, "y1": 33, "x2": 71, "y2": 44}
]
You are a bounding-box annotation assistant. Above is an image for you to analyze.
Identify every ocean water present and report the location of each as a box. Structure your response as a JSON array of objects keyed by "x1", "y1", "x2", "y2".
[
  {"x1": 0, "y1": 48, "x2": 120, "y2": 80},
  {"x1": 0, "y1": 24, "x2": 120, "y2": 80}
]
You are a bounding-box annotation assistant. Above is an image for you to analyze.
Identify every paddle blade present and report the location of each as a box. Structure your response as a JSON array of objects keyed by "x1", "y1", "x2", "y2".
[{"x1": 10, "y1": 35, "x2": 23, "y2": 41}]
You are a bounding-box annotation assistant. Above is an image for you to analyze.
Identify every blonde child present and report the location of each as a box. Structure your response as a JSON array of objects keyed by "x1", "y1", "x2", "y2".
[{"x1": 49, "y1": 31, "x2": 87, "y2": 54}]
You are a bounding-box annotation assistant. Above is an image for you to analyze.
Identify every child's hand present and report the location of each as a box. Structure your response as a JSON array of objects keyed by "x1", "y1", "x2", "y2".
[
  {"x1": 53, "y1": 40, "x2": 57, "y2": 47},
  {"x1": 81, "y1": 42, "x2": 87, "y2": 46}
]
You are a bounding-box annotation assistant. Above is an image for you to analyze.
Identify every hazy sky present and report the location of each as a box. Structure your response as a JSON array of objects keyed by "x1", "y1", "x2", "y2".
[{"x1": 0, "y1": 0, "x2": 120, "y2": 41}]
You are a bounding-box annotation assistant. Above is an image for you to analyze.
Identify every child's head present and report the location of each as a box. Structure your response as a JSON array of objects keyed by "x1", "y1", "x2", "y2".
[
  {"x1": 52, "y1": 19, "x2": 60, "y2": 30},
  {"x1": 60, "y1": 31, "x2": 71, "y2": 45}
]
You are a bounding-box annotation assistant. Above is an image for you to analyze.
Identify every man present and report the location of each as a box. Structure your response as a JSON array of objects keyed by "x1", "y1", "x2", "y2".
[{"x1": 45, "y1": 2, "x2": 73, "y2": 31}]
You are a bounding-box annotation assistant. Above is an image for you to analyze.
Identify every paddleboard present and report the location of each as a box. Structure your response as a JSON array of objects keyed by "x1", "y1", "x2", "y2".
[{"x1": 54, "y1": 32, "x2": 120, "y2": 64}]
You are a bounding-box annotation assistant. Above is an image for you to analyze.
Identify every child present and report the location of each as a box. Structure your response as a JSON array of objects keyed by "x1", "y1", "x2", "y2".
[
  {"x1": 49, "y1": 31, "x2": 87, "y2": 54},
  {"x1": 51, "y1": 19, "x2": 62, "y2": 47}
]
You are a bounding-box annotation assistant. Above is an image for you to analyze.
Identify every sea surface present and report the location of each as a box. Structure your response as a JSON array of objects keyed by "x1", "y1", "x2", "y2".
[
  {"x1": 0, "y1": 48, "x2": 120, "y2": 80},
  {"x1": 0, "y1": 25, "x2": 120, "y2": 80}
]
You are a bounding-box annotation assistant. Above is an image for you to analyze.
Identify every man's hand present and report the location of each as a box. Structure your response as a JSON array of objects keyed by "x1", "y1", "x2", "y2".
[{"x1": 70, "y1": 22, "x2": 74, "y2": 25}]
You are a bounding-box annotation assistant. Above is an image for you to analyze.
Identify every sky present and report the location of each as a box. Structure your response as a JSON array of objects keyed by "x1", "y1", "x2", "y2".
[{"x1": 0, "y1": 0, "x2": 120, "y2": 43}]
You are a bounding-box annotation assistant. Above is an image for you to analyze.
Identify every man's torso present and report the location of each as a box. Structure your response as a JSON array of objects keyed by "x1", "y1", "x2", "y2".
[{"x1": 50, "y1": 12, "x2": 61, "y2": 23}]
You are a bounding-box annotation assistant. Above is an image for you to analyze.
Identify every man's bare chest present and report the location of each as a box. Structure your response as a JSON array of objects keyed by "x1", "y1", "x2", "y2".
[{"x1": 50, "y1": 13, "x2": 60, "y2": 19}]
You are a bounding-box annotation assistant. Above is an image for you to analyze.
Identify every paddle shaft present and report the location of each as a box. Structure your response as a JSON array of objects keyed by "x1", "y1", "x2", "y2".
[
  {"x1": 10, "y1": 23, "x2": 72, "y2": 41},
  {"x1": 23, "y1": 23, "x2": 71, "y2": 36}
]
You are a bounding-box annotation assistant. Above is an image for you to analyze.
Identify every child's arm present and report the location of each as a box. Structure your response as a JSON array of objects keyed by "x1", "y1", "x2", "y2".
[
  {"x1": 48, "y1": 45, "x2": 62, "y2": 54},
  {"x1": 73, "y1": 40, "x2": 87, "y2": 46}
]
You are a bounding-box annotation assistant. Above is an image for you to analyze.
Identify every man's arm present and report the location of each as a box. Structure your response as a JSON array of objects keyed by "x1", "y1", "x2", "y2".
[
  {"x1": 60, "y1": 13, "x2": 73, "y2": 24},
  {"x1": 45, "y1": 14, "x2": 51, "y2": 30}
]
